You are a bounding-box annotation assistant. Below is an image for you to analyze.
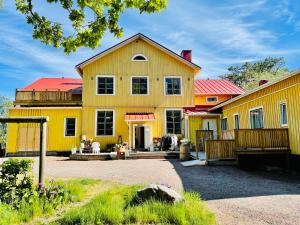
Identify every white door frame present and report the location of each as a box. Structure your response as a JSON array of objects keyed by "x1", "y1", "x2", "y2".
[{"x1": 132, "y1": 124, "x2": 152, "y2": 149}]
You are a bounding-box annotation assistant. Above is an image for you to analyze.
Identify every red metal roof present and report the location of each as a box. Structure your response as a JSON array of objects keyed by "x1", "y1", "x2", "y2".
[
  {"x1": 125, "y1": 113, "x2": 155, "y2": 121},
  {"x1": 194, "y1": 80, "x2": 244, "y2": 95},
  {"x1": 22, "y1": 78, "x2": 82, "y2": 91}
]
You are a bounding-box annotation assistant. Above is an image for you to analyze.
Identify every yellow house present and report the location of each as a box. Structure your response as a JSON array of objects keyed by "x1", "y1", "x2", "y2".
[
  {"x1": 211, "y1": 69, "x2": 300, "y2": 163},
  {"x1": 7, "y1": 33, "x2": 201, "y2": 154}
]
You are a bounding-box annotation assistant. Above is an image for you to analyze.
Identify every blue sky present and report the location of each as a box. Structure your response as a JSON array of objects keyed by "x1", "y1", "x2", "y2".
[{"x1": 1, "y1": 0, "x2": 300, "y2": 98}]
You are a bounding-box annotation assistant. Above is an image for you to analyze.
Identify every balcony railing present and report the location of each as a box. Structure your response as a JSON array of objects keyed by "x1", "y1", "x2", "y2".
[{"x1": 14, "y1": 89, "x2": 82, "y2": 105}]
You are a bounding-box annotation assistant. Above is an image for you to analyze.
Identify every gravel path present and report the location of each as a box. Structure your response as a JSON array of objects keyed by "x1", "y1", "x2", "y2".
[{"x1": 4, "y1": 157, "x2": 300, "y2": 225}]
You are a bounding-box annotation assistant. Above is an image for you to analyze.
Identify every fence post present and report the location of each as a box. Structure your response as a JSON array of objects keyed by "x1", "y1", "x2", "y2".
[{"x1": 38, "y1": 121, "x2": 47, "y2": 187}]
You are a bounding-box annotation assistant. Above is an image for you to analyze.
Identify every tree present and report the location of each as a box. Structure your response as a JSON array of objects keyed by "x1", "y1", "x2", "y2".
[
  {"x1": 0, "y1": 96, "x2": 13, "y2": 149},
  {"x1": 15, "y1": 0, "x2": 167, "y2": 54},
  {"x1": 219, "y1": 57, "x2": 288, "y2": 90}
]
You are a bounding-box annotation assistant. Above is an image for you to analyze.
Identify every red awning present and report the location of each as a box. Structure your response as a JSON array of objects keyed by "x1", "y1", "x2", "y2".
[{"x1": 125, "y1": 113, "x2": 155, "y2": 121}]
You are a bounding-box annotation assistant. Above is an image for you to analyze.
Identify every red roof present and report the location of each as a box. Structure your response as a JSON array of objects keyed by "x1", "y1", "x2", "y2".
[
  {"x1": 125, "y1": 113, "x2": 155, "y2": 121},
  {"x1": 194, "y1": 80, "x2": 244, "y2": 95},
  {"x1": 22, "y1": 78, "x2": 82, "y2": 91}
]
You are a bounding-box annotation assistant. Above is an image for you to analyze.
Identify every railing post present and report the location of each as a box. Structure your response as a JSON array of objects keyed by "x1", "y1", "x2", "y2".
[{"x1": 38, "y1": 121, "x2": 47, "y2": 188}]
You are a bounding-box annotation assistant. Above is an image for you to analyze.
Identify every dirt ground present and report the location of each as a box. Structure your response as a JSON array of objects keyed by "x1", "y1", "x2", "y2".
[{"x1": 3, "y1": 157, "x2": 300, "y2": 225}]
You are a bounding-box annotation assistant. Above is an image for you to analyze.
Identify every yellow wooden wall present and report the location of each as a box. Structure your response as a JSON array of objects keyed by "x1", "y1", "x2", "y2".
[
  {"x1": 82, "y1": 38, "x2": 196, "y2": 108},
  {"x1": 82, "y1": 107, "x2": 184, "y2": 148},
  {"x1": 195, "y1": 95, "x2": 234, "y2": 106},
  {"x1": 7, "y1": 108, "x2": 82, "y2": 153},
  {"x1": 222, "y1": 73, "x2": 300, "y2": 155}
]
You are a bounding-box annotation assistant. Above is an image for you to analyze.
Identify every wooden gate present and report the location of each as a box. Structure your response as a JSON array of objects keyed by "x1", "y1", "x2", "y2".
[{"x1": 195, "y1": 130, "x2": 213, "y2": 152}]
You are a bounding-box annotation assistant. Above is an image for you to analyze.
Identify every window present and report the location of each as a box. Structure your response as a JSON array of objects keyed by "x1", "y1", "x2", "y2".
[
  {"x1": 280, "y1": 103, "x2": 288, "y2": 126},
  {"x1": 250, "y1": 107, "x2": 264, "y2": 129},
  {"x1": 96, "y1": 110, "x2": 114, "y2": 136},
  {"x1": 166, "y1": 110, "x2": 182, "y2": 134},
  {"x1": 234, "y1": 114, "x2": 240, "y2": 129},
  {"x1": 65, "y1": 118, "x2": 76, "y2": 137},
  {"x1": 207, "y1": 97, "x2": 218, "y2": 102},
  {"x1": 221, "y1": 118, "x2": 228, "y2": 131},
  {"x1": 96, "y1": 76, "x2": 115, "y2": 95},
  {"x1": 131, "y1": 76, "x2": 149, "y2": 95},
  {"x1": 164, "y1": 77, "x2": 182, "y2": 95},
  {"x1": 132, "y1": 54, "x2": 147, "y2": 61}
]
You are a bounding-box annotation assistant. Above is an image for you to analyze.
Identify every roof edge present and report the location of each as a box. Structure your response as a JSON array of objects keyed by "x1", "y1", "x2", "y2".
[{"x1": 210, "y1": 68, "x2": 300, "y2": 111}]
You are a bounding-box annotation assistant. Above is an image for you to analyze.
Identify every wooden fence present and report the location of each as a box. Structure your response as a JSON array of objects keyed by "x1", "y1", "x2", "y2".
[
  {"x1": 205, "y1": 129, "x2": 289, "y2": 161},
  {"x1": 234, "y1": 129, "x2": 289, "y2": 149},
  {"x1": 205, "y1": 140, "x2": 236, "y2": 161},
  {"x1": 221, "y1": 130, "x2": 235, "y2": 140}
]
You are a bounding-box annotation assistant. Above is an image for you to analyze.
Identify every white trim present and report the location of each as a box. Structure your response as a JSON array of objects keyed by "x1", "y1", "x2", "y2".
[
  {"x1": 279, "y1": 101, "x2": 288, "y2": 127},
  {"x1": 96, "y1": 75, "x2": 116, "y2": 96},
  {"x1": 206, "y1": 96, "x2": 218, "y2": 103},
  {"x1": 130, "y1": 76, "x2": 150, "y2": 96},
  {"x1": 75, "y1": 33, "x2": 201, "y2": 75},
  {"x1": 64, "y1": 117, "x2": 77, "y2": 137},
  {"x1": 164, "y1": 108, "x2": 184, "y2": 134},
  {"x1": 131, "y1": 54, "x2": 148, "y2": 61},
  {"x1": 132, "y1": 124, "x2": 152, "y2": 149},
  {"x1": 211, "y1": 68, "x2": 300, "y2": 111},
  {"x1": 233, "y1": 113, "x2": 239, "y2": 129},
  {"x1": 95, "y1": 109, "x2": 115, "y2": 137},
  {"x1": 164, "y1": 76, "x2": 182, "y2": 96},
  {"x1": 249, "y1": 106, "x2": 264, "y2": 129}
]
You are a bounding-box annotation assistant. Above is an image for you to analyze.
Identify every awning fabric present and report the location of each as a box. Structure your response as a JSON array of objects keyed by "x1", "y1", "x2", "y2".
[{"x1": 125, "y1": 113, "x2": 155, "y2": 121}]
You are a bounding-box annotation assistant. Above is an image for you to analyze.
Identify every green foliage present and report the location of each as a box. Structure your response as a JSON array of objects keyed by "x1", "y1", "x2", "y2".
[
  {"x1": 0, "y1": 96, "x2": 13, "y2": 149},
  {"x1": 52, "y1": 185, "x2": 216, "y2": 225},
  {"x1": 15, "y1": 0, "x2": 167, "y2": 54},
  {"x1": 219, "y1": 57, "x2": 288, "y2": 90}
]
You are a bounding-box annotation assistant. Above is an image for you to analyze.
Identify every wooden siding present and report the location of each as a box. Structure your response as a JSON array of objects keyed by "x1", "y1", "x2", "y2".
[
  {"x1": 82, "y1": 38, "x2": 196, "y2": 108},
  {"x1": 7, "y1": 108, "x2": 82, "y2": 153},
  {"x1": 195, "y1": 95, "x2": 233, "y2": 106},
  {"x1": 205, "y1": 140, "x2": 236, "y2": 160},
  {"x1": 222, "y1": 73, "x2": 300, "y2": 155}
]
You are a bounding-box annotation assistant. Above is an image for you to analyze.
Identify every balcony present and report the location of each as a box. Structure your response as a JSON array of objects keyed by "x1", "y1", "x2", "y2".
[{"x1": 14, "y1": 89, "x2": 82, "y2": 106}]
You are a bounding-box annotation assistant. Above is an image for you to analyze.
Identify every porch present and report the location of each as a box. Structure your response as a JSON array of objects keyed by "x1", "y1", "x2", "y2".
[{"x1": 203, "y1": 128, "x2": 290, "y2": 167}]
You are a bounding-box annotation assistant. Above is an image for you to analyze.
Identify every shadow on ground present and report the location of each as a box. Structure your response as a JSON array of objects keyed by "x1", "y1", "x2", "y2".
[{"x1": 168, "y1": 159, "x2": 300, "y2": 200}]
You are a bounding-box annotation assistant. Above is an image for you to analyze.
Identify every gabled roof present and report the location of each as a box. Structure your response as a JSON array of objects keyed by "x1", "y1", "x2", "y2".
[
  {"x1": 194, "y1": 79, "x2": 244, "y2": 95},
  {"x1": 22, "y1": 78, "x2": 82, "y2": 91},
  {"x1": 210, "y1": 68, "x2": 300, "y2": 111},
  {"x1": 75, "y1": 33, "x2": 201, "y2": 76}
]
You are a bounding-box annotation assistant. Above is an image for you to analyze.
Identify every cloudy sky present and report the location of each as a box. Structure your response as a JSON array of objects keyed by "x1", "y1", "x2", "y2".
[{"x1": 1, "y1": 0, "x2": 300, "y2": 98}]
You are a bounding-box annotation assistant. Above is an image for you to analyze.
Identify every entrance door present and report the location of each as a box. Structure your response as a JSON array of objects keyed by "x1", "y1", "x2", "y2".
[
  {"x1": 202, "y1": 119, "x2": 218, "y2": 139},
  {"x1": 133, "y1": 125, "x2": 152, "y2": 150}
]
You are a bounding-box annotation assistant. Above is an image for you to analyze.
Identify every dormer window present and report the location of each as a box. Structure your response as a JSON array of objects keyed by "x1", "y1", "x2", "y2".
[{"x1": 132, "y1": 54, "x2": 148, "y2": 61}]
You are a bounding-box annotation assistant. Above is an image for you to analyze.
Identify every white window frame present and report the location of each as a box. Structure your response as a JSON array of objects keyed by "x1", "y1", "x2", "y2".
[
  {"x1": 64, "y1": 117, "x2": 77, "y2": 137},
  {"x1": 206, "y1": 96, "x2": 218, "y2": 103},
  {"x1": 164, "y1": 108, "x2": 183, "y2": 134},
  {"x1": 249, "y1": 106, "x2": 264, "y2": 129},
  {"x1": 131, "y1": 54, "x2": 148, "y2": 61},
  {"x1": 279, "y1": 101, "x2": 288, "y2": 127},
  {"x1": 96, "y1": 75, "x2": 116, "y2": 96},
  {"x1": 95, "y1": 109, "x2": 115, "y2": 137},
  {"x1": 233, "y1": 113, "x2": 239, "y2": 129},
  {"x1": 221, "y1": 117, "x2": 228, "y2": 131},
  {"x1": 164, "y1": 76, "x2": 182, "y2": 96},
  {"x1": 130, "y1": 76, "x2": 149, "y2": 96}
]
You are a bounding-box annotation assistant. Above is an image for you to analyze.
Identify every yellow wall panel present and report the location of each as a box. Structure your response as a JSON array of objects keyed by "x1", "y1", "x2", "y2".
[{"x1": 7, "y1": 108, "x2": 82, "y2": 153}]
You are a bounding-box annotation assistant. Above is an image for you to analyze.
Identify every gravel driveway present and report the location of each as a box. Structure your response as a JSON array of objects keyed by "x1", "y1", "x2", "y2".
[{"x1": 4, "y1": 157, "x2": 300, "y2": 225}]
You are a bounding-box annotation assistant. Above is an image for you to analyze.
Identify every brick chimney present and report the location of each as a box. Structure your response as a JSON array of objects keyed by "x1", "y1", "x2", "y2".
[
  {"x1": 259, "y1": 80, "x2": 268, "y2": 86},
  {"x1": 181, "y1": 50, "x2": 192, "y2": 62}
]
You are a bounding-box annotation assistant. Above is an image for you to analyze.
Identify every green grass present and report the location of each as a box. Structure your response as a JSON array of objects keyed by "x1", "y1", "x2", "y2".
[
  {"x1": 51, "y1": 185, "x2": 216, "y2": 225},
  {"x1": 0, "y1": 178, "x2": 99, "y2": 225}
]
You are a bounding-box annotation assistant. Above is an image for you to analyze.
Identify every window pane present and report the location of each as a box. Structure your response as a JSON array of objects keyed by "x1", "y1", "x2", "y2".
[
  {"x1": 250, "y1": 108, "x2": 264, "y2": 129},
  {"x1": 132, "y1": 77, "x2": 148, "y2": 94},
  {"x1": 65, "y1": 118, "x2": 76, "y2": 136},
  {"x1": 234, "y1": 115, "x2": 239, "y2": 129},
  {"x1": 280, "y1": 104, "x2": 287, "y2": 125},
  {"x1": 96, "y1": 111, "x2": 114, "y2": 136},
  {"x1": 97, "y1": 77, "x2": 114, "y2": 94},
  {"x1": 166, "y1": 110, "x2": 182, "y2": 134},
  {"x1": 165, "y1": 78, "x2": 181, "y2": 95}
]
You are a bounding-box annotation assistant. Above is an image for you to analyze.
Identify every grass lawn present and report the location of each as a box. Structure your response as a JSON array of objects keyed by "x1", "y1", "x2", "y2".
[
  {"x1": 0, "y1": 179, "x2": 216, "y2": 225},
  {"x1": 51, "y1": 184, "x2": 216, "y2": 225}
]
